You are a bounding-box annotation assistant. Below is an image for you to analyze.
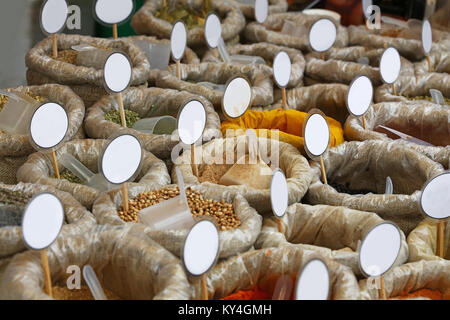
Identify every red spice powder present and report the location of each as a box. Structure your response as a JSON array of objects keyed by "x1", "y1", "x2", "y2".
[
  {"x1": 392, "y1": 289, "x2": 449, "y2": 300},
  {"x1": 220, "y1": 286, "x2": 272, "y2": 300}
]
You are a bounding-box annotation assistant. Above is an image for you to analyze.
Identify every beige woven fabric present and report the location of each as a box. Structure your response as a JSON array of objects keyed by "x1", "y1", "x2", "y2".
[
  {"x1": 131, "y1": 0, "x2": 245, "y2": 48},
  {"x1": 244, "y1": 12, "x2": 348, "y2": 51},
  {"x1": 84, "y1": 87, "x2": 221, "y2": 159},
  {"x1": 344, "y1": 101, "x2": 450, "y2": 169},
  {"x1": 0, "y1": 224, "x2": 190, "y2": 300},
  {"x1": 156, "y1": 62, "x2": 274, "y2": 108},
  {"x1": 407, "y1": 219, "x2": 450, "y2": 262},
  {"x1": 0, "y1": 182, "x2": 96, "y2": 260},
  {"x1": 0, "y1": 84, "x2": 84, "y2": 157},
  {"x1": 305, "y1": 140, "x2": 444, "y2": 235},
  {"x1": 190, "y1": 246, "x2": 361, "y2": 300},
  {"x1": 174, "y1": 136, "x2": 313, "y2": 215},
  {"x1": 254, "y1": 203, "x2": 409, "y2": 277},
  {"x1": 0, "y1": 156, "x2": 28, "y2": 185},
  {"x1": 230, "y1": 0, "x2": 287, "y2": 20},
  {"x1": 202, "y1": 42, "x2": 305, "y2": 88},
  {"x1": 359, "y1": 260, "x2": 450, "y2": 300},
  {"x1": 16, "y1": 139, "x2": 170, "y2": 209},
  {"x1": 92, "y1": 184, "x2": 262, "y2": 259},
  {"x1": 25, "y1": 34, "x2": 150, "y2": 107}
]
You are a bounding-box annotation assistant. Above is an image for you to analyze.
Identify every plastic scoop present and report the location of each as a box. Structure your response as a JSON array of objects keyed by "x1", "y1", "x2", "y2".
[
  {"x1": 59, "y1": 153, "x2": 114, "y2": 191},
  {"x1": 0, "y1": 90, "x2": 40, "y2": 135},
  {"x1": 377, "y1": 125, "x2": 434, "y2": 147},
  {"x1": 230, "y1": 54, "x2": 266, "y2": 65},
  {"x1": 357, "y1": 57, "x2": 369, "y2": 65},
  {"x1": 381, "y1": 16, "x2": 407, "y2": 28},
  {"x1": 133, "y1": 40, "x2": 170, "y2": 70},
  {"x1": 138, "y1": 167, "x2": 195, "y2": 230},
  {"x1": 83, "y1": 265, "x2": 107, "y2": 300},
  {"x1": 385, "y1": 176, "x2": 393, "y2": 195},
  {"x1": 198, "y1": 82, "x2": 226, "y2": 92},
  {"x1": 73, "y1": 44, "x2": 112, "y2": 69},
  {"x1": 430, "y1": 89, "x2": 446, "y2": 105},
  {"x1": 272, "y1": 275, "x2": 294, "y2": 300},
  {"x1": 281, "y1": 20, "x2": 308, "y2": 38},
  {"x1": 132, "y1": 116, "x2": 177, "y2": 135},
  {"x1": 235, "y1": 0, "x2": 255, "y2": 4}
]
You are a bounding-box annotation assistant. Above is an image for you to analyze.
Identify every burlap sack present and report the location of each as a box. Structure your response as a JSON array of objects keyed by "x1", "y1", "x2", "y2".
[
  {"x1": 202, "y1": 43, "x2": 305, "y2": 88},
  {"x1": 0, "y1": 156, "x2": 28, "y2": 185},
  {"x1": 344, "y1": 101, "x2": 450, "y2": 169},
  {"x1": 156, "y1": 62, "x2": 274, "y2": 109},
  {"x1": 190, "y1": 246, "x2": 361, "y2": 300},
  {"x1": 174, "y1": 136, "x2": 313, "y2": 215},
  {"x1": 407, "y1": 219, "x2": 450, "y2": 262},
  {"x1": 305, "y1": 140, "x2": 444, "y2": 235},
  {"x1": 92, "y1": 184, "x2": 262, "y2": 259},
  {"x1": 359, "y1": 260, "x2": 450, "y2": 300},
  {"x1": 84, "y1": 87, "x2": 221, "y2": 159},
  {"x1": 244, "y1": 12, "x2": 348, "y2": 51},
  {"x1": 131, "y1": 0, "x2": 245, "y2": 48},
  {"x1": 0, "y1": 84, "x2": 84, "y2": 157},
  {"x1": 16, "y1": 139, "x2": 170, "y2": 209},
  {"x1": 25, "y1": 34, "x2": 150, "y2": 107},
  {"x1": 127, "y1": 35, "x2": 200, "y2": 85},
  {"x1": 0, "y1": 224, "x2": 190, "y2": 300},
  {"x1": 415, "y1": 51, "x2": 450, "y2": 75},
  {"x1": 254, "y1": 203, "x2": 409, "y2": 277},
  {"x1": 374, "y1": 73, "x2": 450, "y2": 106},
  {"x1": 0, "y1": 182, "x2": 96, "y2": 263},
  {"x1": 230, "y1": 0, "x2": 287, "y2": 20}
]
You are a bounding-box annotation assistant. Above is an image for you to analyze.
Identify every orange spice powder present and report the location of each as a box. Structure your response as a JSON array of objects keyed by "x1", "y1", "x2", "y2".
[
  {"x1": 392, "y1": 289, "x2": 449, "y2": 300},
  {"x1": 220, "y1": 286, "x2": 272, "y2": 300}
]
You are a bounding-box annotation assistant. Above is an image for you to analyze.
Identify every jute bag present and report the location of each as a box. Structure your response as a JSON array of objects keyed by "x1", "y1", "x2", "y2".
[
  {"x1": 344, "y1": 101, "x2": 450, "y2": 169},
  {"x1": 174, "y1": 136, "x2": 313, "y2": 215},
  {"x1": 202, "y1": 43, "x2": 305, "y2": 88},
  {"x1": 131, "y1": 0, "x2": 245, "y2": 48},
  {"x1": 126, "y1": 35, "x2": 200, "y2": 85},
  {"x1": 414, "y1": 51, "x2": 450, "y2": 75},
  {"x1": 359, "y1": 260, "x2": 450, "y2": 300},
  {"x1": 84, "y1": 87, "x2": 221, "y2": 159},
  {"x1": 230, "y1": 0, "x2": 287, "y2": 20},
  {"x1": 407, "y1": 219, "x2": 449, "y2": 262},
  {"x1": 305, "y1": 140, "x2": 444, "y2": 235},
  {"x1": 190, "y1": 246, "x2": 361, "y2": 300},
  {"x1": 25, "y1": 34, "x2": 150, "y2": 107},
  {"x1": 16, "y1": 139, "x2": 170, "y2": 209},
  {"x1": 155, "y1": 62, "x2": 274, "y2": 109},
  {"x1": 0, "y1": 183, "x2": 96, "y2": 269},
  {"x1": 244, "y1": 12, "x2": 348, "y2": 51},
  {"x1": 0, "y1": 224, "x2": 191, "y2": 300},
  {"x1": 254, "y1": 203, "x2": 409, "y2": 277},
  {"x1": 92, "y1": 184, "x2": 262, "y2": 259}
]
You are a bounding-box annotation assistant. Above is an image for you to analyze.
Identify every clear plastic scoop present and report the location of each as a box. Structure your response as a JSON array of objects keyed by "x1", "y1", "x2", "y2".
[
  {"x1": 198, "y1": 82, "x2": 226, "y2": 92},
  {"x1": 377, "y1": 125, "x2": 434, "y2": 147},
  {"x1": 217, "y1": 37, "x2": 265, "y2": 65},
  {"x1": 272, "y1": 275, "x2": 294, "y2": 300},
  {"x1": 0, "y1": 90, "x2": 40, "y2": 135},
  {"x1": 132, "y1": 116, "x2": 177, "y2": 135},
  {"x1": 385, "y1": 176, "x2": 393, "y2": 195},
  {"x1": 133, "y1": 40, "x2": 171, "y2": 70},
  {"x1": 83, "y1": 265, "x2": 107, "y2": 300},
  {"x1": 430, "y1": 89, "x2": 446, "y2": 105}
]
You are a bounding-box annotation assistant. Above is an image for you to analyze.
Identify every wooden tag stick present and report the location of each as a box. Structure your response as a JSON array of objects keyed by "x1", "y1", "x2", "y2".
[
  {"x1": 320, "y1": 155, "x2": 327, "y2": 185},
  {"x1": 191, "y1": 145, "x2": 198, "y2": 177},
  {"x1": 122, "y1": 182, "x2": 129, "y2": 212},
  {"x1": 40, "y1": 249, "x2": 53, "y2": 297},
  {"x1": 379, "y1": 275, "x2": 386, "y2": 300},
  {"x1": 281, "y1": 87, "x2": 288, "y2": 110},
  {"x1": 176, "y1": 60, "x2": 181, "y2": 80},
  {"x1": 383, "y1": 43, "x2": 387, "y2": 49},
  {"x1": 362, "y1": 116, "x2": 366, "y2": 130},
  {"x1": 112, "y1": 24, "x2": 118, "y2": 39},
  {"x1": 277, "y1": 218, "x2": 283, "y2": 233},
  {"x1": 52, "y1": 34, "x2": 58, "y2": 59},
  {"x1": 51, "y1": 150, "x2": 60, "y2": 179},
  {"x1": 391, "y1": 83, "x2": 396, "y2": 96},
  {"x1": 201, "y1": 273, "x2": 208, "y2": 300},
  {"x1": 321, "y1": 52, "x2": 325, "y2": 61},
  {"x1": 117, "y1": 93, "x2": 127, "y2": 128},
  {"x1": 436, "y1": 220, "x2": 445, "y2": 258},
  {"x1": 426, "y1": 55, "x2": 432, "y2": 73},
  {"x1": 213, "y1": 48, "x2": 219, "y2": 59}
]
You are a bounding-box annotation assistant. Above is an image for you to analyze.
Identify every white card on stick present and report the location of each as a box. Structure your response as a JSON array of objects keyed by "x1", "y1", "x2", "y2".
[
  {"x1": 30, "y1": 102, "x2": 68, "y2": 150},
  {"x1": 379, "y1": 47, "x2": 401, "y2": 84},
  {"x1": 94, "y1": 0, "x2": 134, "y2": 25},
  {"x1": 222, "y1": 76, "x2": 252, "y2": 119},
  {"x1": 205, "y1": 13, "x2": 222, "y2": 49},
  {"x1": 346, "y1": 75, "x2": 373, "y2": 117},
  {"x1": 177, "y1": 100, "x2": 207, "y2": 146},
  {"x1": 103, "y1": 52, "x2": 132, "y2": 93},
  {"x1": 309, "y1": 18, "x2": 337, "y2": 53},
  {"x1": 22, "y1": 193, "x2": 64, "y2": 251},
  {"x1": 171, "y1": 21, "x2": 187, "y2": 61},
  {"x1": 40, "y1": 0, "x2": 68, "y2": 35},
  {"x1": 255, "y1": 0, "x2": 268, "y2": 24},
  {"x1": 273, "y1": 51, "x2": 291, "y2": 88},
  {"x1": 303, "y1": 112, "x2": 330, "y2": 158},
  {"x1": 422, "y1": 20, "x2": 432, "y2": 54},
  {"x1": 420, "y1": 172, "x2": 450, "y2": 220},
  {"x1": 271, "y1": 169, "x2": 288, "y2": 218},
  {"x1": 295, "y1": 258, "x2": 330, "y2": 300}
]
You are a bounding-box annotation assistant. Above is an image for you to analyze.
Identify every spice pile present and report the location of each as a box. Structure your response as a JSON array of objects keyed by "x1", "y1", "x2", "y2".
[
  {"x1": 59, "y1": 169, "x2": 84, "y2": 184},
  {"x1": 391, "y1": 289, "x2": 449, "y2": 300},
  {"x1": 118, "y1": 186, "x2": 240, "y2": 231},
  {"x1": 53, "y1": 49, "x2": 78, "y2": 65},
  {"x1": 0, "y1": 188, "x2": 31, "y2": 208},
  {"x1": 403, "y1": 95, "x2": 450, "y2": 105},
  {"x1": 198, "y1": 163, "x2": 233, "y2": 184},
  {"x1": 104, "y1": 109, "x2": 141, "y2": 128},
  {"x1": 155, "y1": 0, "x2": 211, "y2": 29},
  {"x1": 328, "y1": 181, "x2": 374, "y2": 195},
  {"x1": 52, "y1": 285, "x2": 121, "y2": 300},
  {"x1": 220, "y1": 286, "x2": 271, "y2": 300},
  {"x1": 0, "y1": 92, "x2": 46, "y2": 112},
  {"x1": 0, "y1": 206, "x2": 23, "y2": 227}
]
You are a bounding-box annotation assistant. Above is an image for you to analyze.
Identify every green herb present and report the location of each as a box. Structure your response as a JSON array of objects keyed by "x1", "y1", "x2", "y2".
[
  {"x1": 60, "y1": 169, "x2": 84, "y2": 184},
  {"x1": 403, "y1": 95, "x2": 450, "y2": 105},
  {"x1": 104, "y1": 109, "x2": 141, "y2": 128}
]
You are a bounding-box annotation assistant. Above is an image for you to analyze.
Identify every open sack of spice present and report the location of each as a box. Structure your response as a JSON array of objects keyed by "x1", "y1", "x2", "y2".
[
  {"x1": 0, "y1": 183, "x2": 96, "y2": 277},
  {"x1": 202, "y1": 43, "x2": 305, "y2": 89},
  {"x1": 407, "y1": 220, "x2": 449, "y2": 262},
  {"x1": 305, "y1": 140, "x2": 444, "y2": 235},
  {"x1": 84, "y1": 87, "x2": 221, "y2": 159},
  {"x1": 231, "y1": 0, "x2": 287, "y2": 20},
  {"x1": 244, "y1": 12, "x2": 348, "y2": 51},
  {"x1": 156, "y1": 62, "x2": 274, "y2": 109},
  {"x1": 131, "y1": 0, "x2": 245, "y2": 49},
  {"x1": 359, "y1": 260, "x2": 450, "y2": 300},
  {"x1": 221, "y1": 109, "x2": 344, "y2": 155},
  {"x1": 173, "y1": 136, "x2": 313, "y2": 215},
  {"x1": 190, "y1": 246, "x2": 361, "y2": 300},
  {"x1": 25, "y1": 34, "x2": 150, "y2": 107},
  {"x1": 16, "y1": 139, "x2": 170, "y2": 209},
  {"x1": 0, "y1": 224, "x2": 191, "y2": 300},
  {"x1": 344, "y1": 101, "x2": 450, "y2": 169},
  {"x1": 254, "y1": 203, "x2": 409, "y2": 277},
  {"x1": 127, "y1": 35, "x2": 200, "y2": 86},
  {"x1": 92, "y1": 180, "x2": 262, "y2": 260}
]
